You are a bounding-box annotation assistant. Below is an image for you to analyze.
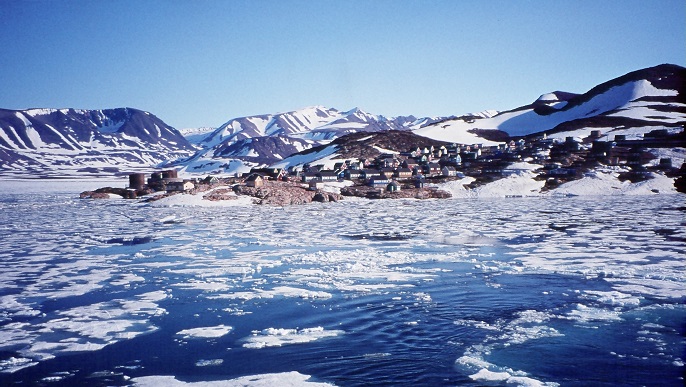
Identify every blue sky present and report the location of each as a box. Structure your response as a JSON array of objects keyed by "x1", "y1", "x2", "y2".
[{"x1": 1, "y1": 0, "x2": 684, "y2": 129}]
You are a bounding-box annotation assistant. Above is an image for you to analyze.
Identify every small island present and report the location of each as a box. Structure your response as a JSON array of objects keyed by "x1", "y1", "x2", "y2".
[{"x1": 79, "y1": 168, "x2": 453, "y2": 206}]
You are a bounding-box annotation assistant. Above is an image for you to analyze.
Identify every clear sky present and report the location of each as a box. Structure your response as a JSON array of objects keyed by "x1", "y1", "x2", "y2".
[{"x1": 1, "y1": 0, "x2": 684, "y2": 129}]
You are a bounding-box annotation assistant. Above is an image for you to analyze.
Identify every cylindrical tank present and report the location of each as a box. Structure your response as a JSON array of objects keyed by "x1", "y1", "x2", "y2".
[
  {"x1": 162, "y1": 170, "x2": 178, "y2": 179},
  {"x1": 129, "y1": 173, "x2": 146, "y2": 189}
]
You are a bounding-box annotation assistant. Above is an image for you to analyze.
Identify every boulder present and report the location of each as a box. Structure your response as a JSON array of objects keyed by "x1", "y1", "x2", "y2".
[{"x1": 312, "y1": 192, "x2": 328, "y2": 202}]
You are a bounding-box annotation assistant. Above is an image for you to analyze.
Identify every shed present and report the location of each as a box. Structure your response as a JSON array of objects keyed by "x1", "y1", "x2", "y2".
[
  {"x1": 245, "y1": 174, "x2": 264, "y2": 187},
  {"x1": 167, "y1": 180, "x2": 194, "y2": 192}
]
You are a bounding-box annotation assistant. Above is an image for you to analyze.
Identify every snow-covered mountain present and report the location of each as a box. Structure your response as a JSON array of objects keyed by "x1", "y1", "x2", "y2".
[
  {"x1": 1, "y1": 64, "x2": 682, "y2": 179},
  {"x1": 198, "y1": 106, "x2": 425, "y2": 148},
  {"x1": 0, "y1": 108, "x2": 195, "y2": 178},
  {"x1": 178, "y1": 126, "x2": 216, "y2": 145},
  {"x1": 415, "y1": 64, "x2": 685, "y2": 142},
  {"x1": 177, "y1": 64, "x2": 684, "y2": 176},
  {"x1": 176, "y1": 106, "x2": 433, "y2": 174}
]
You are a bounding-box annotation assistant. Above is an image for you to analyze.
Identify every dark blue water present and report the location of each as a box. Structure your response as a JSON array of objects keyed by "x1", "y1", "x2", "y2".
[{"x1": 0, "y1": 185, "x2": 683, "y2": 386}]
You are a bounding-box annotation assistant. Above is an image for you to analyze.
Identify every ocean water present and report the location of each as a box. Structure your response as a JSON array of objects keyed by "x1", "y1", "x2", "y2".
[{"x1": 0, "y1": 183, "x2": 684, "y2": 386}]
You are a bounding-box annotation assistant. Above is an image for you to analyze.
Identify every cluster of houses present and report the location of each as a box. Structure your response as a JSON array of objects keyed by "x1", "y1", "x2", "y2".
[
  {"x1": 243, "y1": 143, "x2": 477, "y2": 193},
  {"x1": 128, "y1": 128, "x2": 681, "y2": 195}
]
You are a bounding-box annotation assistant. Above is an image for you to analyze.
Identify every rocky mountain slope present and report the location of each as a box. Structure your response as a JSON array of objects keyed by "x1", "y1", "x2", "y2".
[
  {"x1": 0, "y1": 108, "x2": 195, "y2": 178},
  {"x1": 272, "y1": 130, "x2": 451, "y2": 169}
]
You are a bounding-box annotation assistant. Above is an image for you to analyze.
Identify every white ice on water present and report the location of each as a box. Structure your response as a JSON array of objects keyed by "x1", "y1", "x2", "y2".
[
  {"x1": 175, "y1": 325, "x2": 233, "y2": 339},
  {"x1": 241, "y1": 327, "x2": 344, "y2": 349},
  {"x1": 0, "y1": 183, "x2": 683, "y2": 384},
  {"x1": 131, "y1": 371, "x2": 336, "y2": 386}
]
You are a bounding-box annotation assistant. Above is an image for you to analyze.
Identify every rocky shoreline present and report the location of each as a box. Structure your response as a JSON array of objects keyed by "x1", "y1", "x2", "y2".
[{"x1": 80, "y1": 180, "x2": 453, "y2": 206}]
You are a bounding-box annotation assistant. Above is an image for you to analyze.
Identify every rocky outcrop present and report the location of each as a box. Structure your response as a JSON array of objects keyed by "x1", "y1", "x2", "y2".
[
  {"x1": 340, "y1": 185, "x2": 451, "y2": 200},
  {"x1": 79, "y1": 191, "x2": 111, "y2": 199},
  {"x1": 80, "y1": 186, "x2": 154, "y2": 199},
  {"x1": 80, "y1": 179, "x2": 451, "y2": 205},
  {"x1": 203, "y1": 188, "x2": 238, "y2": 201},
  {"x1": 80, "y1": 187, "x2": 130, "y2": 199},
  {"x1": 232, "y1": 181, "x2": 343, "y2": 205},
  {"x1": 312, "y1": 192, "x2": 341, "y2": 203}
]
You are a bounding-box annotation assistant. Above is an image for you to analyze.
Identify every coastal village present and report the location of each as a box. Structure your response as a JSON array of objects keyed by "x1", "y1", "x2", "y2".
[{"x1": 81, "y1": 127, "x2": 685, "y2": 203}]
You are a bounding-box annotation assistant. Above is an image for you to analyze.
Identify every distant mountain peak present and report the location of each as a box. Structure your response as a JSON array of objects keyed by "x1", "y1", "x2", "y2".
[{"x1": 0, "y1": 107, "x2": 195, "y2": 178}]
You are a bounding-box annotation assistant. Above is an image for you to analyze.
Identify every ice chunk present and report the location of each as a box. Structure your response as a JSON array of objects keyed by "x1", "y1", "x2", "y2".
[
  {"x1": 176, "y1": 325, "x2": 233, "y2": 339},
  {"x1": 131, "y1": 371, "x2": 335, "y2": 386},
  {"x1": 242, "y1": 327, "x2": 344, "y2": 349}
]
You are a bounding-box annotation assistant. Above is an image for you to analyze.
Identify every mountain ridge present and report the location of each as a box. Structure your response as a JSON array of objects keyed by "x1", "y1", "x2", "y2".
[
  {"x1": 0, "y1": 64, "x2": 683, "y2": 179},
  {"x1": 0, "y1": 107, "x2": 195, "y2": 178}
]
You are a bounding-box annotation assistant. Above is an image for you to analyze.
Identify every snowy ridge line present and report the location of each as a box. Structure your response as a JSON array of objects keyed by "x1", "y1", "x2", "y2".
[{"x1": 0, "y1": 107, "x2": 196, "y2": 178}]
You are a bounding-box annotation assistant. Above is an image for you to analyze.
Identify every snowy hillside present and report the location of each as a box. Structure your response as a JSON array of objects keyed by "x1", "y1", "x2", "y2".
[
  {"x1": 178, "y1": 64, "x2": 684, "y2": 176},
  {"x1": 197, "y1": 106, "x2": 425, "y2": 149},
  {"x1": 178, "y1": 127, "x2": 216, "y2": 145},
  {"x1": 415, "y1": 64, "x2": 685, "y2": 142},
  {"x1": 0, "y1": 108, "x2": 195, "y2": 178},
  {"x1": 175, "y1": 106, "x2": 433, "y2": 175},
  {"x1": 2, "y1": 64, "x2": 683, "y2": 180}
]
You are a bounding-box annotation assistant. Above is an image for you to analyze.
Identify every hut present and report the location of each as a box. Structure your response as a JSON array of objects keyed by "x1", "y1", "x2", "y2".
[{"x1": 245, "y1": 174, "x2": 264, "y2": 187}]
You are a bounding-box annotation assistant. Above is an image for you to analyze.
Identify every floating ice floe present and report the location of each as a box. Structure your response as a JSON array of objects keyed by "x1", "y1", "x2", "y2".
[
  {"x1": 208, "y1": 286, "x2": 333, "y2": 301},
  {"x1": 566, "y1": 304, "x2": 623, "y2": 323},
  {"x1": 581, "y1": 290, "x2": 642, "y2": 307},
  {"x1": 0, "y1": 356, "x2": 38, "y2": 374},
  {"x1": 242, "y1": 327, "x2": 344, "y2": 349},
  {"x1": 175, "y1": 325, "x2": 233, "y2": 339},
  {"x1": 0, "y1": 291, "x2": 168, "y2": 364},
  {"x1": 131, "y1": 371, "x2": 335, "y2": 386},
  {"x1": 195, "y1": 359, "x2": 224, "y2": 367},
  {"x1": 456, "y1": 355, "x2": 559, "y2": 387}
]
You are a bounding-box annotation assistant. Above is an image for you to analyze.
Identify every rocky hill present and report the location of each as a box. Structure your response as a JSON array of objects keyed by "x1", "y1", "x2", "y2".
[{"x1": 273, "y1": 130, "x2": 451, "y2": 169}]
